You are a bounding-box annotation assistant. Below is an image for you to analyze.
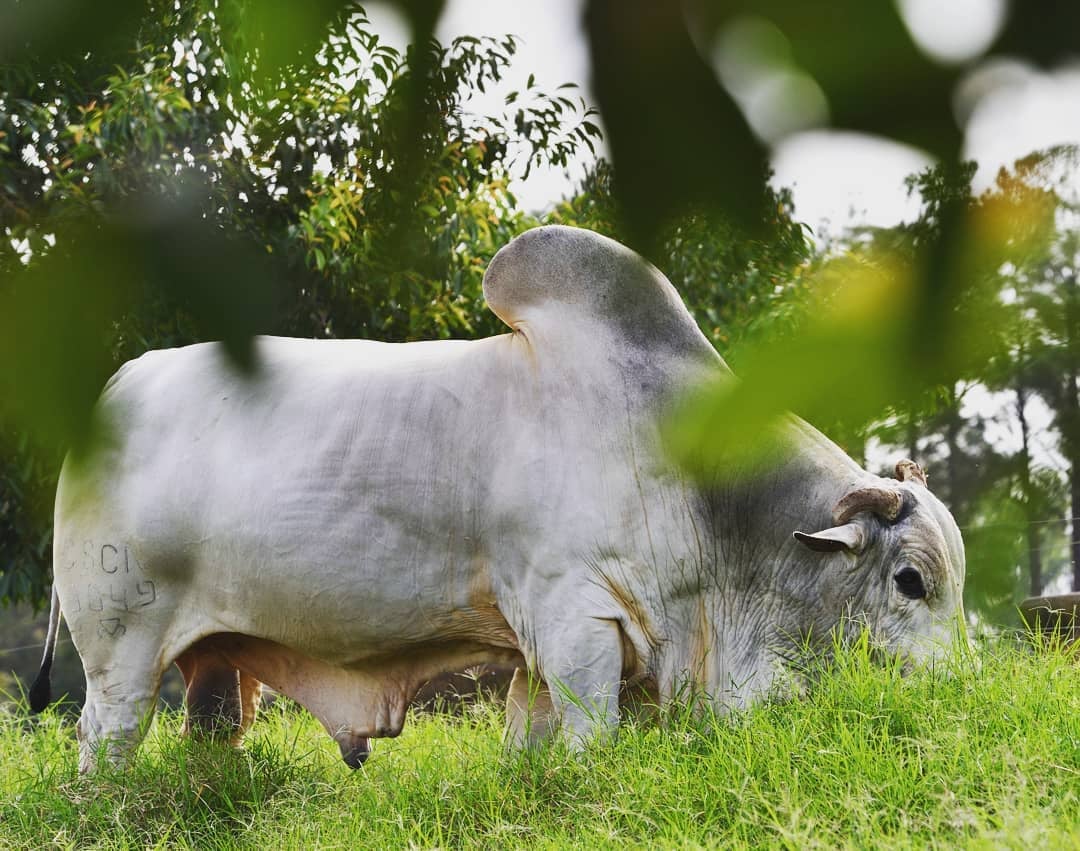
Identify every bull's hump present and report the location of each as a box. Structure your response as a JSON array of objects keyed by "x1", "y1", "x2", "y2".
[{"x1": 482, "y1": 226, "x2": 714, "y2": 359}]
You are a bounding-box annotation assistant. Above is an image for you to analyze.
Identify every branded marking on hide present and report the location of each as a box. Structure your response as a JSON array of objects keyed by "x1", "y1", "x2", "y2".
[
  {"x1": 79, "y1": 543, "x2": 158, "y2": 623},
  {"x1": 98, "y1": 543, "x2": 145, "y2": 575},
  {"x1": 134, "y1": 580, "x2": 156, "y2": 606},
  {"x1": 83, "y1": 580, "x2": 157, "y2": 613},
  {"x1": 98, "y1": 618, "x2": 127, "y2": 639}
]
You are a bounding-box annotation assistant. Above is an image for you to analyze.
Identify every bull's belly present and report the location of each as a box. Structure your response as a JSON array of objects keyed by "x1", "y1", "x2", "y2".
[
  {"x1": 179, "y1": 630, "x2": 526, "y2": 742},
  {"x1": 157, "y1": 529, "x2": 516, "y2": 660},
  {"x1": 178, "y1": 559, "x2": 523, "y2": 741},
  {"x1": 185, "y1": 572, "x2": 521, "y2": 664}
]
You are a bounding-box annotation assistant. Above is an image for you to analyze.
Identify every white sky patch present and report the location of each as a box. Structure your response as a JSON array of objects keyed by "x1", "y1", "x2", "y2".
[
  {"x1": 962, "y1": 63, "x2": 1080, "y2": 193},
  {"x1": 770, "y1": 131, "x2": 932, "y2": 239},
  {"x1": 895, "y1": 0, "x2": 1007, "y2": 65},
  {"x1": 364, "y1": 2, "x2": 410, "y2": 51},
  {"x1": 771, "y1": 60, "x2": 1080, "y2": 236},
  {"x1": 961, "y1": 385, "x2": 1065, "y2": 473},
  {"x1": 9, "y1": 235, "x2": 31, "y2": 264},
  {"x1": 360, "y1": 4, "x2": 1080, "y2": 231},
  {"x1": 313, "y1": 152, "x2": 334, "y2": 178},
  {"x1": 369, "y1": 0, "x2": 601, "y2": 213},
  {"x1": 437, "y1": 0, "x2": 600, "y2": 212},
  {"x1": 20, "y1": 143, "x2": 45, "y2": 170}
]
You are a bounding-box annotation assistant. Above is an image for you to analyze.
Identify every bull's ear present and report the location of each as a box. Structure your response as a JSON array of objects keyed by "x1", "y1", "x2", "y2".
[{"x1": 793, "y1": 524, "x2": 866, "y2": 553}]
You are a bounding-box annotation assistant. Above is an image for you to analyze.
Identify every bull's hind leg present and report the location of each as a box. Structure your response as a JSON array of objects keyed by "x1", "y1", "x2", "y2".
[
  {"x1": 176, "y1": 644, "x2": 261, "y2": 744},
  {"x1": 77, "y1": 652, "x2": 166, "y2": 774},
  {"x1": 504, "y1": 667, "x2": 557, "y2": 748},
  {"x1": 238, "y1": 671, "x2": 264, "y2": 739}
]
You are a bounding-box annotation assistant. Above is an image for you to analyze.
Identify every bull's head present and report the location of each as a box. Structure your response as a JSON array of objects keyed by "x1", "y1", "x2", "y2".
[{"x1": 793, "y1": 460, "x2": 967, "y2": 668}]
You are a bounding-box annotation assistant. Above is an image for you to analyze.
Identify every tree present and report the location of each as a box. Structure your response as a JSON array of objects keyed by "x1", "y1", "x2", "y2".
[
  {"x1": 991, "y1": 149, "x2": 1080, "y2": 592},
  {"x1": 823, "y1": 157, "x2": 1072, "y2": 616}
]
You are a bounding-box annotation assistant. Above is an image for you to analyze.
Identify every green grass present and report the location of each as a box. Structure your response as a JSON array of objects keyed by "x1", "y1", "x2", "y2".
[{"x1": 2, "y1": 638, "x2": 1079, "y2": 849}]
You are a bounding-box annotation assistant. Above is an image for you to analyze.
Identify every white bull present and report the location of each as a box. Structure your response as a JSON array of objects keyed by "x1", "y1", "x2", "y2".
[{"x1": 30, "y1": 225, "x2": 966, "y2": 772}]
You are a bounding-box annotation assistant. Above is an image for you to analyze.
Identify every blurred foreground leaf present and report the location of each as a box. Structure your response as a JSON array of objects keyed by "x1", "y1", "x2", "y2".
[
  {"x1": 666, "y1": 162, "x2": 1060, "y2": 478},
  {"x1": 119, "y1": 184, "x2": 283, "y2": 373},
  {"x1": 693, "y1": 1, "x2": 960, "y2": 158},
  {"x1": 584, "y1": 0, "x2": 767, "y2": 252},
  {"x1": 0, "y1": 0, "x2": 152, "y2": 72},
  {"x1": 0, "y1": 201, "x2": 280, "y2": 456},
  {"x1": 224, "y1": 0, "x2": 351, "y2": 80},
  {"x1": 666, "y1": 254, "x2": 916, "y2": 474},
  {"x1": 0, "y1": 225, "x2": 135, "y2": 456}
]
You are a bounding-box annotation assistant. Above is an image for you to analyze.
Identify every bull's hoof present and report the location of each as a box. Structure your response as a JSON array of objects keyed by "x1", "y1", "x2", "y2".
[{"x1": 339, "y1": 738, "x2": 371, "y2": 769}]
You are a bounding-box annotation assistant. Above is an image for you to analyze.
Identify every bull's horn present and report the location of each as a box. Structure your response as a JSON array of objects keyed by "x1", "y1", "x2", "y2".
[
  {"x1": 833, "y1": 486, "x2": 903, "y2": 525},
  {"x1": 895, "y1": 459, "x2": 928, "y2": 486}
]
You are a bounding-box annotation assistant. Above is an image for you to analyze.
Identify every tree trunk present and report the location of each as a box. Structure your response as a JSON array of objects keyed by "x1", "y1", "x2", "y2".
[
  {"x1": 941, "y1": 384, "x2": 964, "y2": 523},
  {"x1": 1072, "y1": 460, "x2": 1080, "y2": 593},
  {"x1": 905, "y1": 409, "x2": 919, "y2": 463},
  {"x1": 1016, "y1": 384, "x2": 1043, "y2": 596},
  {"x1": 1063, "y1": 272, "x2": 1080, "y2": 592},
  {"x1": 1070, "y1": 392, "x2": 1080, "y2": 591},
  {"x1": 1028, "y1": 523, "x2": 1045, "y2": 597}
]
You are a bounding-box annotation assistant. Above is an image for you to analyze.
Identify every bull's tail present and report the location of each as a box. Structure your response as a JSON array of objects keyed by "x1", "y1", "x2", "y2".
[{"x1": 28, "y1": 585, "x2": 60, "y2": 712}]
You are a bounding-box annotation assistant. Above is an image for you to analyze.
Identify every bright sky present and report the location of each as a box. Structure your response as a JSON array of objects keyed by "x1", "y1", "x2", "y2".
[
  {"x1": 368, "y1": 0, "x2": 1080, "y2": 233},
  {"x1": 368, "y1": 0, "x2": 594, "y2": 212}
]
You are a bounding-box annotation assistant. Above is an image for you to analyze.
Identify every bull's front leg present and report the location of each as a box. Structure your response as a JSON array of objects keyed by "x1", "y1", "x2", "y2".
[
  {"x1": 505, "y1": 667, "x2": 556, "y2": 748},
  {"x1": 530, "y1": 616, "x2": 623, "y2": 748}
]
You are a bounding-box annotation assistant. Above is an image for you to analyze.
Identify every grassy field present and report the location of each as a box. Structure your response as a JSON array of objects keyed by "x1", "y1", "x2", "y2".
[{"x1": 1, "y1": 638, "x2": 1079, "y2": 850}]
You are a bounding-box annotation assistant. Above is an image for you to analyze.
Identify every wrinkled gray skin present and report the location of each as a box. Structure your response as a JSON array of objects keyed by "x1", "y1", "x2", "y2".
[{"x1": 37, "y1": 225, "x2": 966, "y2": 773}]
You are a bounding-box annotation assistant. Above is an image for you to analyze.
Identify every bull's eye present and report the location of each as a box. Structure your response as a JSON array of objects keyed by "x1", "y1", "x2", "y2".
[{"x1": 893, "y1": 566, "x2": 927, "y2": 600}]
